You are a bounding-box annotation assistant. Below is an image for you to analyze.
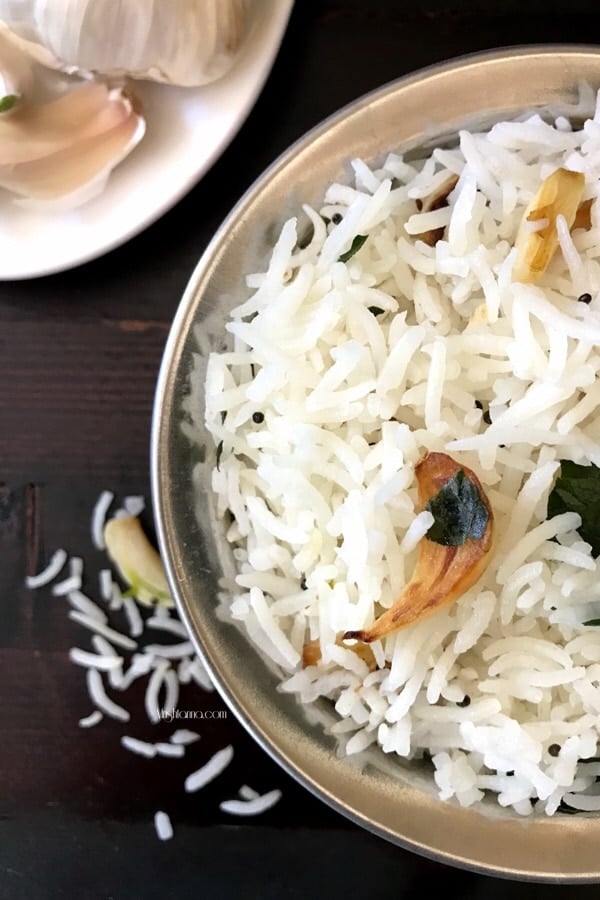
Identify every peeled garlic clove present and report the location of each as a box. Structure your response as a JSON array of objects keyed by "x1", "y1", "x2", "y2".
[
  {"x1": 0, "y1": 0, "x2": 251, "y2": 86},
  {"x1": 0, "y1": 82, "x2": 134, "y2": 165},
  {"x1": 0, "y1": 83, "x2": 144, "y2": 208},
  {"x1": 104, "y1": 515, "x2": 173, "y2": 607},
  {"x1": 513, "y1": 167, "x2": 585, "y2": 284},
  {"x1": 343, "y1": 453, "x2": 493, "y2": 644}
]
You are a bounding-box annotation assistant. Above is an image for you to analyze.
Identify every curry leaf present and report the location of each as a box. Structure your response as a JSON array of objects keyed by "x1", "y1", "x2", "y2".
[
  {"x1": 547, "y1": 460, "x2": 600, "y2": 557},
  {"x1": 338, "y1": 234, "x2": 367, "y2": 263},
  {"x1": 425, "y1": 469, "x2": 489, "y2": 546},
  {"x1": 0, "y1": 94, "x2": 18, "y2": 113}
]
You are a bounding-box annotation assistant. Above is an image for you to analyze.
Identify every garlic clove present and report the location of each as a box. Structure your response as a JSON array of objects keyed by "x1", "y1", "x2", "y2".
[
  {"x1": 0, "y1": 83, "x2": 136, "y2": 165},
  {"x1": 0, "y1": 84, "x2": 145, "y2": 208},
  {"x1": 513, "y1": 167, "x2": 585, "y2": 284},
  {"x1": 343, "y1": 453, "x2": 494, "y2": 644},
  {"x1": 104, "y1": 515, "x2": 173, "y2": 607}
]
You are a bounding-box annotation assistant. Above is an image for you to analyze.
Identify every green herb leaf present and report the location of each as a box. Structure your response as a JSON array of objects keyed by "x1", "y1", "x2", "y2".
[
  {"x1": 368, "y1": 306, "x2": 385, "y2": 316},
  {"x1": 547, "y1": 460, "x2": 600, "y2": 557},
  {"x1": 338, "y1": 234, "x2": 367, "y2": 263},
  {"x1": 0, "y1": 94, "x2": 18, "y2": 113},
  {"x1": 583, "y1": 619, "x2": 600, "y2": 627},
  {"x1": 425, "y1": 469, "x2": 489, "y2": 546}
]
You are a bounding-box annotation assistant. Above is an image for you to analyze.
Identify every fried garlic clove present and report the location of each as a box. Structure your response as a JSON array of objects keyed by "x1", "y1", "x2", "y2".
[
  {"x1": 343, "y1": 453, "x2": 493, "y2": 644},
  {"x1": 104, "y1": 515, "x2": 173, "y2": 607},
  {"x1": 513, "y1": 167, "x2": 585, "y2": 284}
]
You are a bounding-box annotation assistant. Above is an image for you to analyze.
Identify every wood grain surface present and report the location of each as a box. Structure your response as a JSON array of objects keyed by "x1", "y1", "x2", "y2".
[{"x1": 3, "y1": 3, "x2": 600, "y2": 898}]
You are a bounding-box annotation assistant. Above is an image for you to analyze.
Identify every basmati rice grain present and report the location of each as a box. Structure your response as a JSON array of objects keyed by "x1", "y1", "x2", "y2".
[
  {"x1": 145, "y1": 661, "x2": 169, "y2": 724},
  {"x1": 99, "y1": 568, "x2": 113, "y2": 601},
  {"x1": 25, "y1": 548, "x2": 68, "y2": 588},
  {"x1": 69, "y1": 648, "x2": 122, "y2": 671},
  {"x1": 162, "y1": 668, "x2": 179, "y2": 716},
  {"x1": 147, "y1": 616, "x2": 189, "y2": 638},
  {"x1": 170, "y1": 729, "x2": 200, "y2": 746},
  {"x1": 52, "y1": 575, "x2": 84, "y2": 597},
  {"x1": 109, "y1": 580, "x2": 123, "y2": 611},
  {"x1": 184, "y1": 745, "x2": 234, "y2": 793},
  {"x1": 144, "y1": 642, "x2": 195, "y2": 660},
  {"x1": 124, "y1": 495, "x2": 145, "y2": 517},
  {"x1": 238, "y1": 784, "x2": 260, "y2": 801},
  {"x1": 69, "y1": 556, "x2": 83, "y2": 581},
  {"x1": 65, "y1": 589, "x2": 108, "y2": 623},
  {"x1": 155, "y1": 742, "x2": 185, "y2": 759},
  {"x1": 121, "y1": 736, "x2": 157, "y2": 758},
  {"x1": 188, "y1": 657, "x2": 215, "y2": 692},
  {"x1": 68, "y1": 610, "x2": 137, "y2": 650},
  {"x1": 91, "y1": 490, "x2": 114, "y2": 550},
  {"x1": 86, "y1": 668, "x2": 130, "y2": 722},
  {"x1": 78, "y1": 710, "x2": 103, "y2": 728},
  {"x1": 123, "y1": 596, "x2": 144, "y2": 637},
  {"x1": 154, "y1": 811, "x2": 173, "y2": 841},
  {"x1": 219, "y1": 789, "x2": 282, "y2": 816}
]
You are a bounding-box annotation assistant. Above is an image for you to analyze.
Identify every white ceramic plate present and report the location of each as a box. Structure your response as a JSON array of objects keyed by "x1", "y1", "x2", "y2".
[{"x1": 0, "y1": 0, "x2": 293, "y2": 281}]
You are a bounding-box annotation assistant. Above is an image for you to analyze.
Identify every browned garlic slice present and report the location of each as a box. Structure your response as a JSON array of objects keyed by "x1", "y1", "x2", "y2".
[
  {"x1": 0, "y1": 80, "x2": 144, "y2": 208},
  {"x1": 513, "y1": 167, "x2": 585, "y2": 284},
  {"x1": 343, "y1": 453, "x2": 494, "y2": 644}
]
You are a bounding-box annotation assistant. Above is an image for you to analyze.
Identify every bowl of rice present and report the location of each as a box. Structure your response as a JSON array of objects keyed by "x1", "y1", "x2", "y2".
[{"x1": 152, "y1": 46, "x2": 600, "y2": 880}]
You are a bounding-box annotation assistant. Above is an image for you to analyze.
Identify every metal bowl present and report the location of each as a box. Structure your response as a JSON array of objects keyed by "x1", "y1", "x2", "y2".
[{"x1": 152, "y1": 47, "x2": 600, "y2": 881}]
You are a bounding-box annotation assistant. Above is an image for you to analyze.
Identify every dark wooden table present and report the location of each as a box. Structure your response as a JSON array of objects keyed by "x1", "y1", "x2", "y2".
[{"x1": 4, "y1": 3, "x2": 600, "y2": 897}]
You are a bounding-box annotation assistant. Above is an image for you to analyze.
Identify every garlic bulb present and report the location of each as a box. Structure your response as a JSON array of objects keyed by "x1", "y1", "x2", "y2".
[
  {"x1": 0, "y1": 80, "x2": 145, "y2": 208},
  {"x1": 0, "y1": 0, "x2": 250, "y2": 86}
]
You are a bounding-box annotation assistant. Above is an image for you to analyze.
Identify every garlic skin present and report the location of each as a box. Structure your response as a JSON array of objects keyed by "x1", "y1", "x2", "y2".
[{"x1": 0, "y1": 0, "x2": 250, "y2": 86}]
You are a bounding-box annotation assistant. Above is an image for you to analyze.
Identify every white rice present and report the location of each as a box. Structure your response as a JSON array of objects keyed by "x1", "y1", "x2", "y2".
[
  {"x1": 23, "y1": 492, "x2": 247, "y2": 840},
  {"x1": 51, "y1": 575, "x2": 83, "y2": 597},
  {"x1": 99, "y1": 568, "x2": 113, "y2": 601},
  {"x1": 86, "y1": 668, "x2": 130, "y2": 722},
  {"x1": 155, "y1": 742, "x2": 185, "y2": 758},
  {"x1": 78, "y1": 710, "x2": 103, "y2": 728},
  {"x1": 65, "y1": 589, "x2": 108, "y2": 623},
  {"x1": 238, "y1": 784, "x2": 260, "y2": 800},
  {"x1": 144, "y1": 641, "x2": 195, "y2": 660},
  {"x1": 123, "y1": 596, "x2": 144, "y2": 637},
  {"x1": 198, "y1": 92, "x2": 600, "y2": 817},
  {"x1": 170, "y1": 729, "x2": 201, "y2": 745},
  {"x1": 25, "y1": 548, "x2": 68, "y2": 588},
  {"x1": 69, "y1": 647, "x2": 122, "y2": 671},
  {"x1": 121, "y1": 735, "x2": 157, "y2": 758},
  {"x1": 68, "y1": 610, "x2": 137, "y2": 651},
  {"x1": 184, "y1": 745, "x2": 234, "y2": 793},
  {"x1": 219, "y1": 788, "x2": 282, "y2": 816},
  {"x1": 91, "y1": 490, "x2": 114, "y2": 550},
  {"x1": 153, "y1": 811, "x2": 173, "y2": 841}
]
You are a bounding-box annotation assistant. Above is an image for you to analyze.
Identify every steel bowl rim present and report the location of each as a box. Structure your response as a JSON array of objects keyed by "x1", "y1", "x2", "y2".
[{"x1": 152, "y1": 44, "x2": 600, "y2": 883}]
